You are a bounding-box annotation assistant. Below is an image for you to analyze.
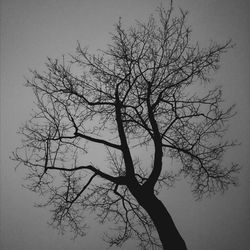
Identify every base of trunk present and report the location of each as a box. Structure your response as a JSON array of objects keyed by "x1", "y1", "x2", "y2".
[{"x1": 131, "y1": 186, "x2": 187, "y2": 250}]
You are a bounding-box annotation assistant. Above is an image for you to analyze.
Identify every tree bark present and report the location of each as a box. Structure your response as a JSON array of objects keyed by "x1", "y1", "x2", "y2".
[{"x1": 131, "y1": 186, "x2": 188, "y2": 250}]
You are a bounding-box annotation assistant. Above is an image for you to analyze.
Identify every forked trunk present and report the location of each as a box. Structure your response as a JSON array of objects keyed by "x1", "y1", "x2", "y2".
[{"x1": 131, "y1": 187, "x2": 187, "y2": 250}]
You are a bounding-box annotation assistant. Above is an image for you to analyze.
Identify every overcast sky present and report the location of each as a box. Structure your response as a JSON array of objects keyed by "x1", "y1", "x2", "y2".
[{"x1": 0, "y1": 0, "x2": 250, "y2": 249}]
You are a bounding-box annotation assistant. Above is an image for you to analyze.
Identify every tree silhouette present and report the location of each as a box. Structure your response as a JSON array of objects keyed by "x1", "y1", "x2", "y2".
[{"x1": 13, "y1": 2, "x2": 239, "y2": 249}]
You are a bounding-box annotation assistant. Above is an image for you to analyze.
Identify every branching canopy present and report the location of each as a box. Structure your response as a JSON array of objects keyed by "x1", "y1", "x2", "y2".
[{"x1": 13, "y1": 3, "x2": 239, "y2": 249}]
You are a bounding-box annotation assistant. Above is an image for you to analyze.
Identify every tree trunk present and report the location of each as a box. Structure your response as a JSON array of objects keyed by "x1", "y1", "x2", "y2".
[{"x1": 131, "y1": 187, "x2": 188, "y2": 250}]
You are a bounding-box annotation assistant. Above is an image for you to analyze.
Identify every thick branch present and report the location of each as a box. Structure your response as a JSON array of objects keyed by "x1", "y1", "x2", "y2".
[
  {"x1": 143, "y1": 83, "x2": 163, "y2": 190},
  {"x1": 45, "y1": 165, "x2": 127, "y2": 185},
  {"x1": 74, "y1": 132, "x2": 122, "y2": 150},
  {"x1": 115, "y1": 86, "x2": 136, "y2": 179}
]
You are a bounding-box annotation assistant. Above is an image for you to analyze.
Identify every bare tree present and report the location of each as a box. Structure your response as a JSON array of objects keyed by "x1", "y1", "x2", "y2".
[{"x1": 13, "y1": 2, "x2": 239, "y2": 249}]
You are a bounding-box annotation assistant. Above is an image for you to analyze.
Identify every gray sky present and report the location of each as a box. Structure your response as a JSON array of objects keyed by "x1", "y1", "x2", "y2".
[{"x1": 0, "y1": 0, "x2": 250, "y2": 249}]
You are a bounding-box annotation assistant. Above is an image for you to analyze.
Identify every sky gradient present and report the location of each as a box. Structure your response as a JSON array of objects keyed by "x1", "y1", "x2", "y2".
[{"x1": 1, "y1": 0, "x2": 250, "y2": 249}]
